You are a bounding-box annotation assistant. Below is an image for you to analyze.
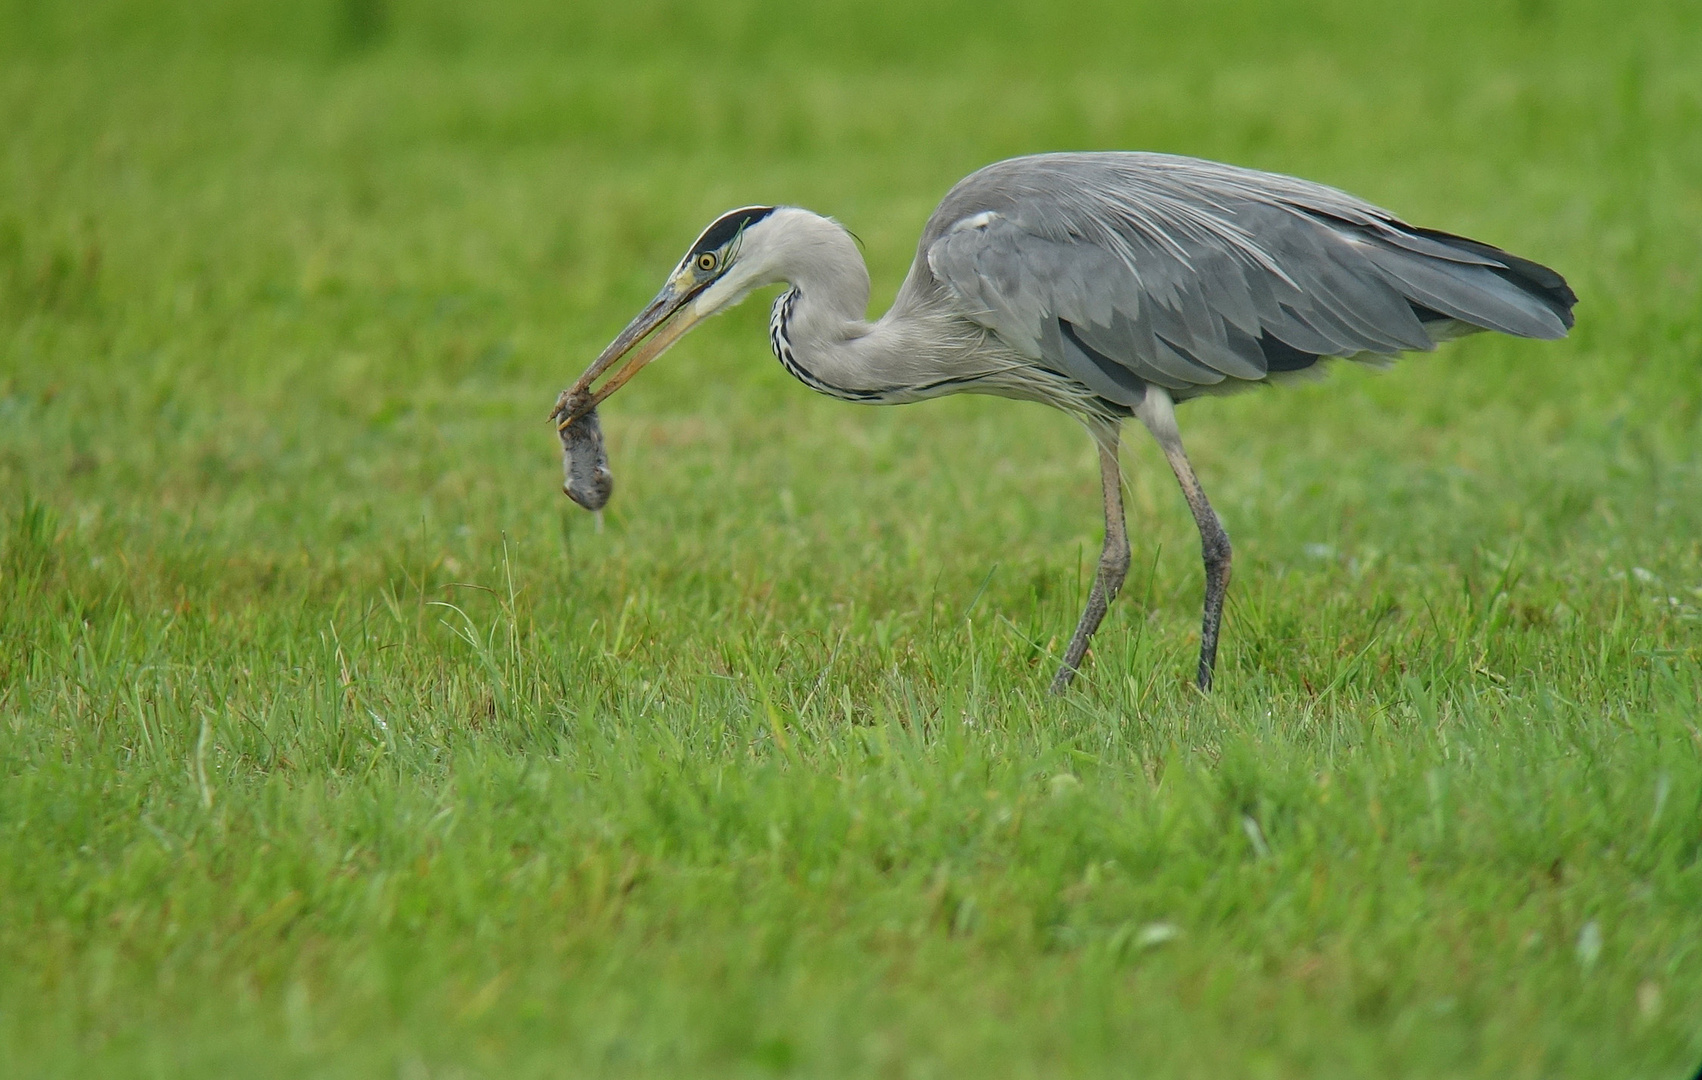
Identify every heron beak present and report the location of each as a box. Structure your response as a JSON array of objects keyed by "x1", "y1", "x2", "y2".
[{"x1": 552, "y1": 277, "x2": 706, "y2": 428}]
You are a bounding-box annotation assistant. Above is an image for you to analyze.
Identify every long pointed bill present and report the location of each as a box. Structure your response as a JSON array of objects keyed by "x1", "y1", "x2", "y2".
[{"x1": 552, "y1": 283, "x2": 705, "y2": 428}]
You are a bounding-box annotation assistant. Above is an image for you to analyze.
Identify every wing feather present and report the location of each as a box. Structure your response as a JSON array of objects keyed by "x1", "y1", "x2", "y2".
[{"x1": 919, "y1": 153, "x2": 1574, "y2": 401}]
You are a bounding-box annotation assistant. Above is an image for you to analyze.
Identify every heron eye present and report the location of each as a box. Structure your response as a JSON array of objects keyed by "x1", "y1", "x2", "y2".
[{"x1": 697, "y1": 253, "x2": 717, "y2": 272}]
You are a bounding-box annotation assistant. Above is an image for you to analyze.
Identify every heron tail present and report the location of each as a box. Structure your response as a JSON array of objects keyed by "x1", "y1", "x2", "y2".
[{"x1": 1357, "y1": 222, "x2": 1577, "y2": 342}]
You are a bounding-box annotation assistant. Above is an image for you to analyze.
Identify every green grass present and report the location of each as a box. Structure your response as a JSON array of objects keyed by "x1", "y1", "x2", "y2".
[{"x1": 3, "y1": 0, "x2": 1701, "y2": 1075}]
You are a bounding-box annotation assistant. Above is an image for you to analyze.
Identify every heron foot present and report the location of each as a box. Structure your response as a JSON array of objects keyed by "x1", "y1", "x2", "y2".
[{"x1": 1048, "y1": 658, "x2": 1081, "y2": 695}]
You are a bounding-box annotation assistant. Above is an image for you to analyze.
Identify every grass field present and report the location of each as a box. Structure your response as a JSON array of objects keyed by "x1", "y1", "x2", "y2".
[{"x1": 3, "y1": 0, "x2": 1701, "y2": 1075}]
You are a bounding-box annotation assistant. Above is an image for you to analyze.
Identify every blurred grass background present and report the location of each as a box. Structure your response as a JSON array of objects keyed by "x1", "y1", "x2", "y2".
[{"x1": 1, "y1": 0, "x2": 1700, "y2": 1076}]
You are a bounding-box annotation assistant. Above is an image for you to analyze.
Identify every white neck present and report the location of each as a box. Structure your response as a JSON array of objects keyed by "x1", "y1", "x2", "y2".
[{"x1": 700, "y1": 208, "x2": 995, "y2": 403}]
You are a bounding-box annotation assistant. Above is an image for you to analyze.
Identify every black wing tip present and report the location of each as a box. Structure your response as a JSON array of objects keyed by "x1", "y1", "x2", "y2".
[{"x1": 1407, "y1": 225, "x2": 1578, "y2": 332}]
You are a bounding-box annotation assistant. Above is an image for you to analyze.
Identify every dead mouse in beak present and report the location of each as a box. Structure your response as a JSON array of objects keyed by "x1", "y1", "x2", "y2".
[{"x1": 553, "y1": 392, "x2": 613, "y2": 512}]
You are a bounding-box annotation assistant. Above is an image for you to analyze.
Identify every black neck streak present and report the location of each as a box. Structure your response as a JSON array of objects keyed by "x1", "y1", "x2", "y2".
[{"x1": 768, "y1": 287, "x2": 991, "y2": 405}]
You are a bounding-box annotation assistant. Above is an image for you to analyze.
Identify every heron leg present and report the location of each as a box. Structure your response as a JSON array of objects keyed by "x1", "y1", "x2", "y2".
[
  {"x1": 1051, "y1": 422, "x2": 1131, "y2": 694},
  {"x1": 1135, "y1": 388, "x2": 1231, "y2": 692}
]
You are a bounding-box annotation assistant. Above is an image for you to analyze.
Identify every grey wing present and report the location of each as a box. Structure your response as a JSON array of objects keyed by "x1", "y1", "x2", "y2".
[{"x1": 922, "y1": 153, "x2": 1576, "y2": 405}]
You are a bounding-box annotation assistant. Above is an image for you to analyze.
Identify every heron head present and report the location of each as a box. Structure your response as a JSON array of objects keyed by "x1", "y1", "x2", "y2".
[{"x1": 554, "y1": 205, "x2": 781, "y2": 427}]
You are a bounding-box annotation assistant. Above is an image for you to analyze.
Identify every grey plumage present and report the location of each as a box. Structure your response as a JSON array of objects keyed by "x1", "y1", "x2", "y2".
[
  {"x1": 554, "y1": 152, "x2": 1576, "y2": 691},
  {"x1": 920, "y1": 153, "x2": 1573, "y2": 406}
]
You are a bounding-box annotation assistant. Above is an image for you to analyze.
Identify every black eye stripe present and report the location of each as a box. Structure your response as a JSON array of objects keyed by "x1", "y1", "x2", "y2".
[{"x1": 689, "y1": 206, "x2": 776, "y2": 256}]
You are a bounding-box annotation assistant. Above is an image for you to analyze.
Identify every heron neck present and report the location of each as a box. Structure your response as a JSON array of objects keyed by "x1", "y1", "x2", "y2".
[
  {"x1": 772, "y1": 288, "x2": 927, "y2": 402},
  {"x1": 774, "y1": 259, "x2": 974, "y2": 403},
  {"x1": 750, "y1": 210, "x2": 979, "y2": 401}
]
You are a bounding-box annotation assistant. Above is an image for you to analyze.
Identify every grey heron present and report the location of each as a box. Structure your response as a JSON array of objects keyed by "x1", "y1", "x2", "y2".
[{"x1": 552, "y1": 152, "x2": 1576, "y2": 693}]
